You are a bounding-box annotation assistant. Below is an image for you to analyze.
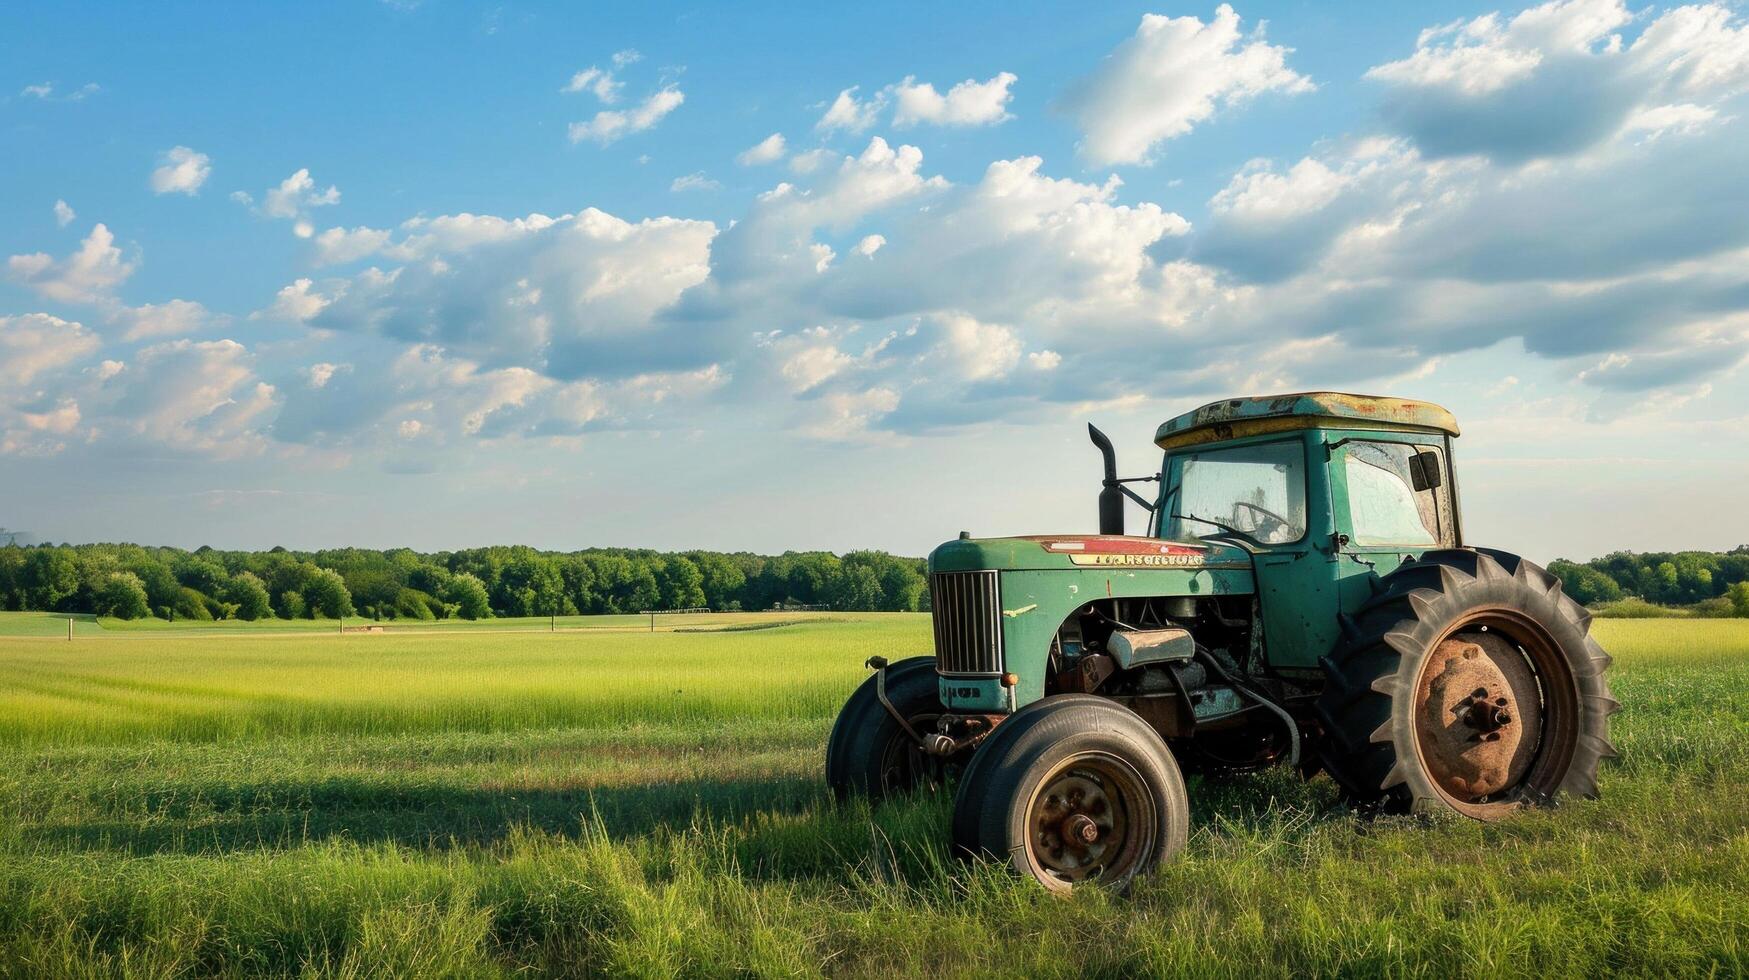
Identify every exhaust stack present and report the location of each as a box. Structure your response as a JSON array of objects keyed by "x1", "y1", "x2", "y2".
[{"x1": 1088, "y1": 423, "x2": 1125, "y2": 536}]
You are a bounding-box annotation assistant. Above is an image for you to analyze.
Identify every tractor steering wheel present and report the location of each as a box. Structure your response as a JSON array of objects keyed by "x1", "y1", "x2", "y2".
[{"x1": 1232, "y1": 501, "x2": 1292, "y2": 542}]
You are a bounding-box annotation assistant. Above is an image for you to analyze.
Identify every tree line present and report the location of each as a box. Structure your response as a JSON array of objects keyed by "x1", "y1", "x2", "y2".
[
  {"x1": 1548, "y1": 546, "x2": 1749, "y2": 615},
  {"x1": 0, "y1": 544, "x2": 929, "y2": 622}
]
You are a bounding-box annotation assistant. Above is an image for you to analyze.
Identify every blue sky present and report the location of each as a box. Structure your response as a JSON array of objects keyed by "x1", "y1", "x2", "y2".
[{"x1": 3, "y1": 0, "x2": 1747, "y2": 561}]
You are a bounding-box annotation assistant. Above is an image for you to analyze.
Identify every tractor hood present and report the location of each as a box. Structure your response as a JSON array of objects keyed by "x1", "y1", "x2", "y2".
[{"x1": 929, "y1": 534, "x2": 1251, "y2": 573}]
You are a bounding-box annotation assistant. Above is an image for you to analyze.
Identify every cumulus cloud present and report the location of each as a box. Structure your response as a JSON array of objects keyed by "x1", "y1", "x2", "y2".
[
  {"x1": 853, "y1": 234, "x2": 885, "y2": 258},
  {"x1": 104, "y1": 339, "x2": 277, "y2": 455},
  {"x1": 0, "y1": 314, "x2": 100, "y2": 387},
  {"x1": 1062, "y1": 5, "x2": 1313, "y2": 165},
  {"x1": 260, "y1": 168, "x2": 341, "y2": 221},
  {"x1": 53, "y1": 200, "x2": 75, "y2": 227},
  {"x1": 1366, "y1": 0, "x2": 1749, "y2": 161},
  {"x1": 312, "y1": 226, "x2": 393, "y2": 266},
  {"x1": 6, "y1": 223, "x2": 135, "y2": 304},
  {"x1": 892, "y1": 72, "x2": 1017, "y2": 126},
  {"x1": 569, "y1": 86, "x2": 684, "y2": 144},
  {"x1": 150, "y1": 146, "x2": 211, "y2": 195},
  {"x1": 293, "y1": 207, "x2": 716, "y2": 379},
  {"x1": 0, "y1": 314, "x2": 97, "y2": 455},
  {"x1": 258, "y1": 278, "x2": 329, "y2": 322},
  {"x1": 737, "y1": 132, "x2": 787, "y2": 166},
  {"x1": 110, "y1": 299, "x2": 213, "y2": 341},
  {"x1": 815, "y1": 87, "x2": 885, "y2": 134}
]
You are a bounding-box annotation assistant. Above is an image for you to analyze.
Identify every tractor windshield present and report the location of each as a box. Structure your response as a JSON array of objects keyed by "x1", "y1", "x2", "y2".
[{"x1": 1162, "y1": 440, "x2": 1308, "y2": 546}]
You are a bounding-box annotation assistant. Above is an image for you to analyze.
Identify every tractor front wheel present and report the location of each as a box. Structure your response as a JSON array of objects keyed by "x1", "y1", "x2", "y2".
[
  {"x1": 1315, "y1": 549, "x2": 1618, "y2": 818},
  {"x1": 952, "y1": 695, "x2": 1189, "y2": 894},
  {"x1": 825, "y1": 656, "x2": 947, "y2": 802}
]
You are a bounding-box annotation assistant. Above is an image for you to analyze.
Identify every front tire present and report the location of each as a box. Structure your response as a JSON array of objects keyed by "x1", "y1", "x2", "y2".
[
  {"x1": 825, "y1": 656, "x2": 944, "y2": 802},
  {"x1": 952, "y1": 695, "x2": 1190, "y2": 894},
  {"x1": 1315, "y1": 548, "x2": 1618, "y2": 819}
]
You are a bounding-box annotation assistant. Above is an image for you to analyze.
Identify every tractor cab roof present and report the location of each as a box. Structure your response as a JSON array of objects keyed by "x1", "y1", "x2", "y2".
[{"x1": 1155, "y1": 392, "x2": 1458, "y2": 451}]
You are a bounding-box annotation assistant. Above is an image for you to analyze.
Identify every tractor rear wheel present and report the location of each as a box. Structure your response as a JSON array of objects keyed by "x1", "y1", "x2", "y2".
[
  {"x1": 1315, "y1": 549, "x2": 1618, "y2": 818},
  {"x1": 825, "y1": 656, "x2": 946, "y2": 802},
  {"x1": 952, "y1": 695, "x2": 1189, "y2": 893}
]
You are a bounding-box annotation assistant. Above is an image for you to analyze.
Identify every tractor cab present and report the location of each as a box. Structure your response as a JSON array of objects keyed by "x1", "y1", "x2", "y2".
[{"x1": 1147, "y1": 392, "x2": 1463, "y2": 671}]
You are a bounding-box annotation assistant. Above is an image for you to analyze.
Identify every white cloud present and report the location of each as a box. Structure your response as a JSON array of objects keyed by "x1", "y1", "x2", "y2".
[
  {"x1": 107, "y1": 339, "x2": 277, "y2": 455},
  {"x1": 1028, "y1": 349, "x2": 1062, "y2": 370},
  {"x1": 815, "y1": 87, "x2": 885, "y2": 134},
  {"x1": 788, "y1": 148, "x2": 837, "y2": 175},
  {"x1": 293, "y1": 207, "x2": 717, "y2": 379},
  {"x1": 670, "y1": 172, "x2": 722, "y2": 192},
  {"x1": 18, "y1": 81, "x2": 99, "y2": 102},
  {"x1": 53, "y1": 200, "x2": 75, "y2": 227},
  {"x1": 6, "y1": 223, "x2": 135, "y2": 304},
  {"x1": 568, "y1": 86, "x2": 684, "y2": 144},
  {"x1": 801, "y1": 386, "x2": 901, "y2": 441},
  {"x1": 0, "y1": 314, "x2": 100, "y2": 455},
  {"x1": 1062, "y1": 5, "x2": 1313, "y2": 165},
  {"x1": 307, "y1": 363, "x2": 342, "y2": 389},
  {"x1": 0, "y1": 314, "x2": 100, "y2": 387},
  {"x1": 258, "y1": 278, "x2": 330, "y2": 322},
  {"x1": 261, "y1": 168, "x2": 341, "y2": 220},
  {"x1": 562, "y1": 67, "x2": 623, "y2": 103},
  {"x1": 853, "y1": 234, "x2": 885, "y2": 258},
  {"x1": 110, "y1": 299, "x2": 212, "y2": 341},
  {"x1": 312, "y1": 225, "x2": 392, "y2": 265},
  {"x1": 150, "y1": 146, "x2": 211, "y2": 195},
  {"x1": 935, "y1": 313, "x2": 1022, "y2": 381},
  {"x1": 892, "y1": 72, "x2": 1017, "y2": 127},
  {"x1": 1366, "y1": 0, "x2": 1749, "y2": 161},
  {"x1": 737, "y1": 132, "x2": 787, "y2": 166}
]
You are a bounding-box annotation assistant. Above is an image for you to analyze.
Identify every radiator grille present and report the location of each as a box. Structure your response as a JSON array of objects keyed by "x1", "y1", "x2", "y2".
[{"x1": 930, "y1": 570, "x2": 1003, "y2": 675}]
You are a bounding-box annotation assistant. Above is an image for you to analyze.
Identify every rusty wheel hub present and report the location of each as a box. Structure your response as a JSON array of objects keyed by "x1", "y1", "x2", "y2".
[
  {"x1": 1028, "y1": 760, "x2": 1151, "y2": 883},
  {"x1": 1414, "y1": 632, "x2": 1544, "y2": 801}
]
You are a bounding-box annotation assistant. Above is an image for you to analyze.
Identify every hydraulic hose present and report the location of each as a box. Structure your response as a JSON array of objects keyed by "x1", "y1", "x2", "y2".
[{"x1": 1193, "y1": 648, "x2": 1301, "y2": 770}]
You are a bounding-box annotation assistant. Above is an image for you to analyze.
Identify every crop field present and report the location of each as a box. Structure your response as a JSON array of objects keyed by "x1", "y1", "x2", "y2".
[{"x1": 0, "y1": 615, "x2": 1745, "y2": 977}]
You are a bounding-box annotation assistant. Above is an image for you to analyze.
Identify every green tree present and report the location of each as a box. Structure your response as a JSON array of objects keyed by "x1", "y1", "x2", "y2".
[
  {"x1": 21, "y1": 548, "x2": 79, "y2": 610},
  {"x1": 828, "y1": 563, "x2": 884, "y2": 611},
  {"x1": 226, "y1": 572, "x2": 273, "y2": 621},
  {"x1": 1729, "y1": 581, "x2": 1749, "y2": 618},
  {"x1": 303, "y1": 567, "x2": 355, "y2": 619},
  {"x1": 445, "y1": 572, "x2": 492, "y2": 620},
  {"x1": 95, "y1": 572, "x2": 151, "y2": 620},
  {"x1": 278, "y1": 590, "x2": 308, "y2": 619},
  {"x1": 660, "y1": 556, "x2": 707, "y2": 609}
]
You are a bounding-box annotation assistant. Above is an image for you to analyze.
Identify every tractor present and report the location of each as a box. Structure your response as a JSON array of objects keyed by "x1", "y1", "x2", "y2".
[{"x1": 827, "y1": 392, "x2": 1617, "y2": 893}]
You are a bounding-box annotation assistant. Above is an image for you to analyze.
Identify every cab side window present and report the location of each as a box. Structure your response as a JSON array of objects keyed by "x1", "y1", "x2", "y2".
[{"x1": 1343, "y1": 442, "x2": 1451, "y2": 547}]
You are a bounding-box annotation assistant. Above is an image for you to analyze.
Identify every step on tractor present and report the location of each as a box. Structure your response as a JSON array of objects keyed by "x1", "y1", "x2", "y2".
[{"x1": 827, "y1": 392, "x2": 1618, "y2": 893}]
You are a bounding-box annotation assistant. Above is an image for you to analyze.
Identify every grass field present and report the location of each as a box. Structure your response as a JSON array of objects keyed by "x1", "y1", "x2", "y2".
[{"x1": 0, "y1": 615, "x2": 1745, "y2": 976}]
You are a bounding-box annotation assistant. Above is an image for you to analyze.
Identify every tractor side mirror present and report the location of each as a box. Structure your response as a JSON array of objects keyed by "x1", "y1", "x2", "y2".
[{"x1": 1409, "y1": 451, "x2": 1443, "y2": 491}]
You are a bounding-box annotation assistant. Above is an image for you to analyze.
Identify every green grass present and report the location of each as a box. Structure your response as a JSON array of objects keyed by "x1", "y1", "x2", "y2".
[
  {"x1": 0, "y1": 612, "x2": 105, "y2": 638},
  {"x1": 0, "y1": 616, "x2": 1745, "y2": 976}
]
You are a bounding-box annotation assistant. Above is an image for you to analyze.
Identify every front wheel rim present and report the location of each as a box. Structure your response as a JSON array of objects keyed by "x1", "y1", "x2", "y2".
[{"x1": 1024, "y1": 751, "x2": 1157, "y2": 886}]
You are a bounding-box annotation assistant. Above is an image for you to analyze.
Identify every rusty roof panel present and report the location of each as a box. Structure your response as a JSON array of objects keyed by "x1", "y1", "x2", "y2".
[{"x1": 1154, "y1": 391, "x2": 1459, "y2": 448}]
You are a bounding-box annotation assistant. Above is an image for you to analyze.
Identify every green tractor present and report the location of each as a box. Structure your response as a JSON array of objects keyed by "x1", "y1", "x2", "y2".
[{"x1": 827, "y1": 392, "x2": 1617, "y2": 893}]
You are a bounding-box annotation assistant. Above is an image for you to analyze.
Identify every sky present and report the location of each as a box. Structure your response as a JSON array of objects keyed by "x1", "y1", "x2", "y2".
[{"x1": 3, "y1": 0, "x2": 1748, "y2": 563}]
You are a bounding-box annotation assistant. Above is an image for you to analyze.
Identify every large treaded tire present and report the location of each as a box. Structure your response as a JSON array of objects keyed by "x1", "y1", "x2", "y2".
[
  {"x1": 1314, "y1": 548, "x2": 1618, "y2": 818},
  {"x1": 951, "y1": 695, "x2": 1190, "y2": 894},
  {"x1": 825, "y1": 656, "x2": 942, "y2": 802}
]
